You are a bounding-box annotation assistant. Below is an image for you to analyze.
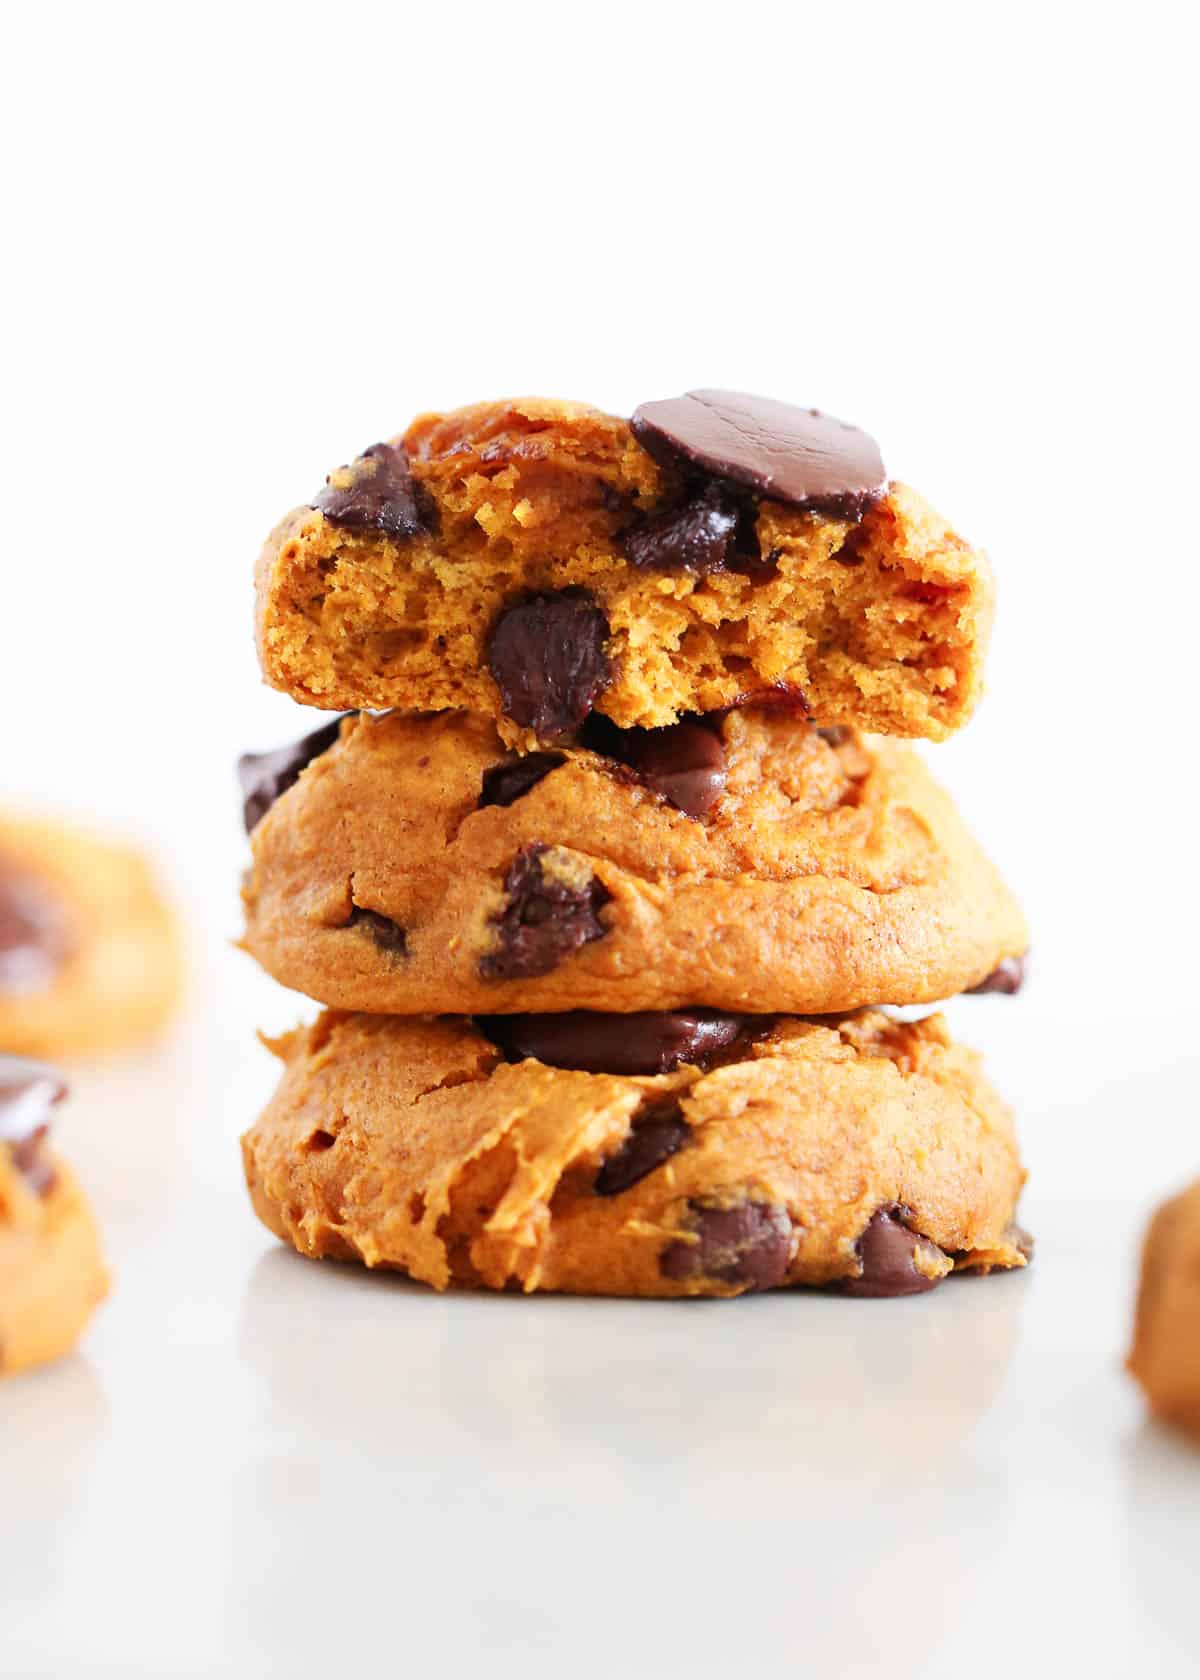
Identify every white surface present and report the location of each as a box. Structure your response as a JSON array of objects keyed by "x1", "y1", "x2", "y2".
[{"x1": 2, "y1": 5, "x2": 1198, "y2": 1676}]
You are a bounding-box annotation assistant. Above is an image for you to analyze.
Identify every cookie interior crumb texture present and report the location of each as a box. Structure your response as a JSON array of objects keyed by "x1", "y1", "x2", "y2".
[{"x1": 255, "y1": 397, "x2": 994, "y2": 744}]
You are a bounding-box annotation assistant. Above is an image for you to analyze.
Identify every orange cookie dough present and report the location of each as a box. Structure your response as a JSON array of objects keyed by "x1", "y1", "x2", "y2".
[
  {"x1": 242, "y1": 1007, "x2": 1030, "y2": 1299},
  {"x1": 1128, "y1": 1180, "x2": 1200, "y2": 1443},
  {"x1": 0, "y1": 812, "x2": 183, "y2": 1058},
  {"x1": 239, "y1": 706, "x2": 1027, "y2": 1017},
  {"x1": 255, "y1": 394, "x2": 993, "y2": 745},
  {"x1": 1, "y1": 1059, "x2": 109, "y2": 1375}
]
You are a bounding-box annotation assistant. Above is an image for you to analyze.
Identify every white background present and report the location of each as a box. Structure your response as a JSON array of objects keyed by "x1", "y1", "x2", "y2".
[{"x1": 2, "y1": 4, "x2": 1198, "y2": 1676}]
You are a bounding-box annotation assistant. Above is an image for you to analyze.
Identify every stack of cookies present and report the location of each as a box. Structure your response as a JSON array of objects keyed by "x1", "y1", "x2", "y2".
[{"x1": 238, "y1": 390, "x2": 1031, "y2": 1299}]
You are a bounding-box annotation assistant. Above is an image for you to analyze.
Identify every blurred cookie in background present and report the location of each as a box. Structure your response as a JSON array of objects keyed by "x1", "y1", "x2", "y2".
[
  {"x1": 1128, "y1": 1180, "x2": 1200, "y2": 1445},
  {"x1": 0, "y1": 812, "x2": 183, "y2": 1058},
  {"x1": 0, "y1": 1056, "x2": 109, "y2": 1376}
]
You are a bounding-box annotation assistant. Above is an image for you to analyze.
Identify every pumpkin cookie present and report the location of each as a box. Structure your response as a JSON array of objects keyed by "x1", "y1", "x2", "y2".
[
  {"x1": 255, "y1": 392, "x2": 993, "y2": 745},
  {"x1": 242, "y1": 1007, "x2": 1030, "y2": 1299},
  {"x1": 1, "y1": 1057, "x2": 109, "y2": 1375},
  {"x1": 0, "y1": 812, "x2": 183, "y2": 1058},
  {"x1": 1128, "y1": 1180, "x2": 1200, "y2": 1443},
  {"x1": 238, "y1": 706, "x2": 1027, "y2": 1017}
]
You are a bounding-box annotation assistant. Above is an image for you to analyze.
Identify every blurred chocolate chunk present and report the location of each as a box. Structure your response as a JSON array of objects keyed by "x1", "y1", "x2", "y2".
[
  {"x1": 660, "y1": 1199, "x2": 793, "y2": 1291},
  {"x1": 478, "y1": 1008, "x2": 750, "y2": 1075},
  {"x1": 347, "y1": 907, "x2": 408, "y2": 957},
  {"x1": 487, "y1": 591, "x2": 611, "y2": 739},
  {"x1": 595, "y1": 1100, "x2": 691, "y2": 1197},
  {"x1": 312, "y1": 442, "x2": 427, "y2": 538},
  {"x1": 479, "y1": 753, "x2": 566, "y2": 809},
  {"x1": 0, "y1": 1055, "x2": 66, "y2": 1196},
  {"x1": 582, "y1": 716, "x2": 727, "y2": 819},
  {"x1": 622, "y1": 482, "x2": 742, "y2": 572},
  {"x1": 840, "y1": 1207, "x2": 945, "y2": 1298},
  {"x1": 480, "y1": 844, "x2": 610, "y2": 980},
  {"x1": 632, "y1": 390, "x2": 886, "y2": 519},
  {"x1": 966, "y1": 955, "x2": 1027, "y2": 996},
  {"x1": 0, "y1": 867, "x2": 75, "y2": 994},
  {"x1": 238, "y1": 714, "x2": 351, "y2": 833}
]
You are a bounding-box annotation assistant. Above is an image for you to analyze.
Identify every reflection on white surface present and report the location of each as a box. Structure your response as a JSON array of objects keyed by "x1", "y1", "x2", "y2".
[{"x1": 1, "y1": 995, "x2": 1199, "y2": 1677}]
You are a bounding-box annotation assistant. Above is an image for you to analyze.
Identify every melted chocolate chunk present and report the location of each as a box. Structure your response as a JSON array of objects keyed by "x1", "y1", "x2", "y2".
[
  {"x1": 487, "y1": 591, "x2": 611, "y2": 740},
  {"x1": 479, "y1": 752, "x2": 566, "y2": 809},
  {"x1": 660, "y1": 1199, "x2": 793, "y2": 1292},
  {"x1": 480, "y1": 844, "x2": 610, "y2": 980},
  {"x1": 311, "y1": 442, "x2": 426, "y2": 538},
  {"x1": 238, "y1": 715, "x2": 351, "y2": 834},
  {"x1": 622, "y1": 482, "x2": 742, "y2": 573},
  {"x1": 0, "y1": 866, "x2": 74, "y2": 994},
  {"x1": 840, "y1": 1208, "x2": 945, "y2": 1298},
  {"x1": 478, "y1": 1008, "x2": 750, "y2": 1075},
  {"x1": 816, "y1": 725, "x2": 852, "y2": 748},
  {"x1": 966, "y1": 955, "x2": 1027, "y2": 996},
  {"x1": 581, "y1": 716, "x2": 727, "y2": 819},
  {"x1": 632, "y1": 390, "x2": 886, "y2": 519},
  {"x1": 347, "y1": 907, "x2": 408, "y2": 957},
  {"x1": 0, "y1": 1056, "x2": 66, "y2": 1197},
  {"x1": 595, "y1": 1100, "x2": 690, "y2": 1197}
]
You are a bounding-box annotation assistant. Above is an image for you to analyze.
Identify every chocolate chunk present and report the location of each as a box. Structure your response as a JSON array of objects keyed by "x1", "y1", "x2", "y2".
[
  {"x1": 478, "y1": 1008, "x2": 750, "y2": 1075},
  {"x1": 238, "y1": 715, "x2": 351, "y2": 834},
  {"x1": 840, "y1": 1207, "x2": 945, "y2": 1298},
  {"x1": 479, "y1": 752, "x2": 565, "y2": 809},
  {"x1": 0, "y1": 1056, "x2": 66, "y2": 1197},
  {"x1": 487, "y1": 591, "x2": 611, "y2": 740},
  {"x1": 0, "y1": 866, "x2": 74, "y2": 994},
  {"x1": 660, "y1": 1199, "x2": 793, "y2": 1291},
  {"x1": 623, "y1": 482, "x2": 742, "y2": 572},
  {"x1": 312, "y1": 442, "x2": 426, "y2": 538},
  {"x1": 632, "y1": 390, "x2": 886, "y2": 519},
  {"x1": 480, "y1": 844, "x2": 610, "y2": 980},
  {"x1": 581, "y1": 716, "x2": 727, "y2": 819},
  {"x1": 595, "y1": 1100, "x2": 691, "y2": 1197},
  {"x1": 347, "y1": 907, "x2": 408, "y2": 957},
  {"x1": 816, "y1": 725, "x2": 851, "y2": 747},
  {"x1": 966, "y1": 955, "x2": 1027, "y2": 996}
]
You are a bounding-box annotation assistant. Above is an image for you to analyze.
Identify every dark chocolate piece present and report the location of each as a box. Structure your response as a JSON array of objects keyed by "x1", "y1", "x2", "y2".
[
  {"x1": 581, "y1": 716, "x2": 727, "y2": 819},
  {"x1": 622, "y1": 482, "x2": 742, "y2": 573},
  {"x1": 479, "y1": 753, "x2": 566, "y2": 809},
  {"x1": 487, "y1": 591, "x2": 611, "y2": 740},
  {"x1": 238, "y1": 715, "x2": 351, "y2": 834},
  {"x1": 594, "y1": 1100, "x2": 690, "y2": 1197},
  {"x1": 632, "y1": 390, "x2": 885, "y2": 519},
  {"x1": 478, "y1": 1008, "x2": 749, "y2": 1075},
  {"x1": 840, "y1": 1207, "x2": 945, "y2": 1298},
  {"x1": 966, "y1": 955, "x2": 1027, "y2": 996},
  {"x1": 311, "y1": 442, "x2": 426, "y2": 538},
  {"x1": 480, "y1": 844, "x2": 610, "y2": 980},
  {"x1": 0, "y1": 867, "x2": 74, "y2": 994},
  {"x1": 660, "y1": 1199, "x2": 793, "y2": 1291},
  {"x1": 347, "y1": 907, "x2": 408, "y2": 957},
  {"x1": 0, "y1": 1056, "x2": 66, "y2": 1197}
]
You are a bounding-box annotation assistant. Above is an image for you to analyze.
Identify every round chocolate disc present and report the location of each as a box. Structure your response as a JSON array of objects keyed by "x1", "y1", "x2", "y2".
[{"x1": 631, "y1": 389, "x2": 886, "y2": 518}]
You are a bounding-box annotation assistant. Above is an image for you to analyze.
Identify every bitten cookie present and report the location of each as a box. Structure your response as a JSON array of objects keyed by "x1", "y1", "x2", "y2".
[
  {"x1": 243, "y1": 1008, "x2": 1030, "y2": 1299},
  {"x1": 0, "y1": 812, "x2": 183, "y2": 1058},
  {"x1": 1128, "y1": 1180, "x2": 1200, "y2": 1443},
  {"x1": 239, "y1": 706, "x2": 1028, "y2": 1017},
  {"x1": 1, "y1": 1057, "x2": 109, "y2": 1375},
  {"x1": 255, "y1": 392, "x2": 994, "y2": 744}
]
